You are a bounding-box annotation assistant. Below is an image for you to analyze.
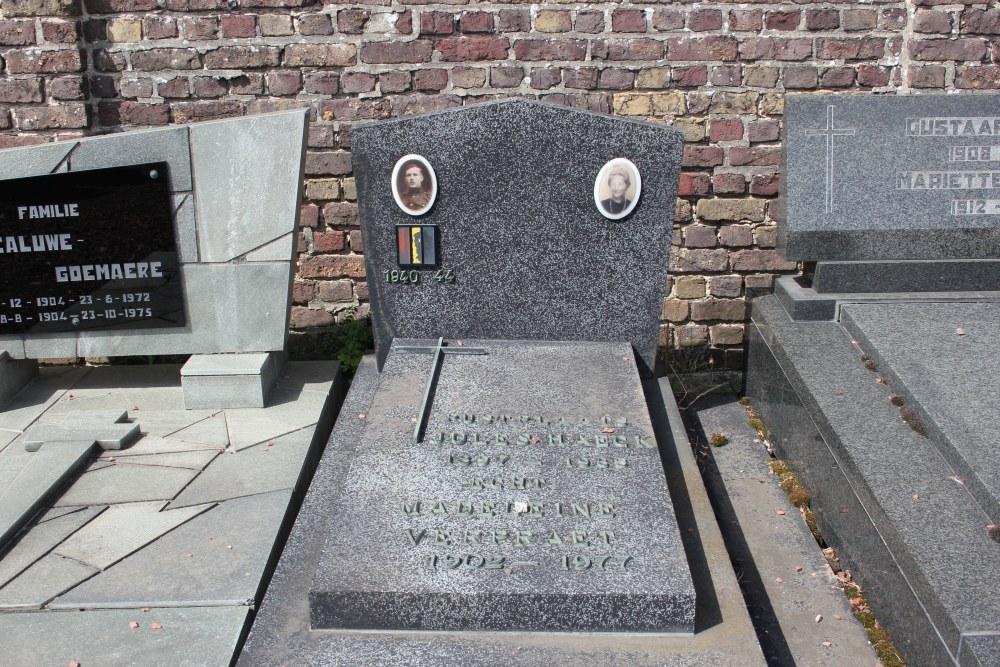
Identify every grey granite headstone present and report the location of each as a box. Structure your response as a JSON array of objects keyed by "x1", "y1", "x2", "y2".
[
  {"x1": 352, "y1": 99, "x2": 683, "y2": 376},
  {"x1": 308, "y1": 340, "x2": 695, "y2": 632},
  {"x1": 779, "y1": 94, "x2": 1000, "y2": 262}
]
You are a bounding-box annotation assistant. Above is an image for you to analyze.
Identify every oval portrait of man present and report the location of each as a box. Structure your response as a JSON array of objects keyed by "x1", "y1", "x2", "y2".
[
  {"x1": 594, "y1": 158, "x2": 641, "y2": 221},
  {"x1": 391, "y1": 154, "x2": 437, "y2": 216}
]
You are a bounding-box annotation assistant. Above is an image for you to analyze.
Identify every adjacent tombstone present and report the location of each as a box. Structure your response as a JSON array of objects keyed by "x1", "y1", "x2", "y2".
[
  {"x1": 242, "y1": 100, "x2": 770, "y2": 664},
  {"x1": 0, "y1": 109, "x2": 307, "y2": 409},
  {"x1": 747, "y1": 94, "x2": 1000, "y2": 667}
]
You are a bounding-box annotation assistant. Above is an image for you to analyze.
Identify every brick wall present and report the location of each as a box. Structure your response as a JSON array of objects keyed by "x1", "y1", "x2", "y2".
[{"x1": 1, "y1": 0, "x2": 997, "y2": 367}]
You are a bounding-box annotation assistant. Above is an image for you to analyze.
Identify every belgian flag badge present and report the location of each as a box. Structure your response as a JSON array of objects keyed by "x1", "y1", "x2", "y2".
[{"x1": 396, "y1": 224, "x2": 437, "y2": 267}]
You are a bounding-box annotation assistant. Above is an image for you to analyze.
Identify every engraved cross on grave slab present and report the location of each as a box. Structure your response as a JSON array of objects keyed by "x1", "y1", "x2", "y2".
[
  {"x1": 804, "y1": 104, "x2": 856, "y2": 214},
  {"x1": 395, "y1": 337, "x2": 487, "y2": 443}
]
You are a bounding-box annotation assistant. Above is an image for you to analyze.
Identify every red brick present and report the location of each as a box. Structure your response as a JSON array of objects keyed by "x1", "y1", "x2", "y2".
[
  {"x1": 710, "y1": 118, "x2": 743, "y2": 142},
  {"x1": 322, "y1": 202, "x2": 358, "y2": 226},
  {"x1": 306, "y1": 152, "x2": 352, "y2": 176},
  {"x1": 298, "y1": 14, "x2": 333, "y2": 36},
  {"x1": 820, "y1": 67, "x2": 855, "y2": 88},
  {"x1": 320, "y1": 98, "x2": 392, "y2": 121},
  {"x1": 576, "y1": 10, "x2": 604, "y2": 33},
  {"x1": 611, "y1": 9, "x2": 646, "y2": 33},
  {"x1": 711, "y1": 65, "x2": 741, "y2": 87},
  {"x1": 914, "y1": 10, "x2": 950, "y2": 34},
  {"x1": 313, "y1": 230, "x2": 346, "y2": 252},
  {"x1": 514, "y1": 39, "x2": 587, "y2": 62},
  {"x1": 83, "y1": 18, "x2": 107, "y2": 43},
  {"x1": 318, "y1": 280, "x2": 353, "y2": 303},
  {"x1": 435, "y1": 37, "x2": 509, "y2": 62},
  {"x1": 41, "y1": 19, "x2": 76, "y2": 43},
  {"x1": 121, "y1": 76, "x2": 154, "y2": 98},
  {"x1": 672, "y1": 65, "x2": 707, "y2": 87},
  {"x1": 843, "y1": 9, "x2": 877, "y2": 32},
  {"x1": 684, "y1": 225, "x2": 717, "y2": 248},
  {"x1": 729, "y1": 147, "x2": 780, "y2": 167},
  {"x1": 729, "y1": 10, "x2": 762, "y2": 32},
  {"x1": 593, "y1": 38, "x2": 663, "y2": 61},
  {"x1": 858, "y1": 64, "x2": 890, "y2": 87},
  {"x1": 98, "y1": 100, "x2": 169, "y2": 126},
  {"x1": 653, "y1": 10, "x2": 684, "y2": 31},
  {"x1": 131, "y1": 48, "x2": 200, "y2": 71},
  {"x1": 709, "y1": 275, "x2": 743, "y2": 297},
  {"x1": 337, "y1": 10, "x2": 369, "y2": 34},
  {"x1": 5, "y1": 48, "x2": 82, "y2": 74},
  {"x1": 341, "y1": 72, "x2": 377, "y2": 94},
  {"x1": 171, "y1": 100, "x2": 245, "y2": 123},
  {"x1": 688, "y1": 9, "x2": 723, "y2": 32},
  {"x1": 143, "y1": 16, "x2": 177, "y2": 40},
  {"x1": 304, "y1": 72, "x2": 340, "y2": 95},
  {"x1": 221, "y1": 15, "x2": 256, "y2": 38},
  {"x1": 460, "y1": 12, "x2": 494, "y2": 33},
  {"x1": 158, "y1": 76, "x2": 190, "y2": 98},
  {"x1": 909, "y1": 38, "x2": 987, "y2": 61},
  {"x1": 415, "y1": 68, "x2": 449, "y2": 91},
  {"x1": 308, "y1": 126, "x2": 338, "y2": 149},
  {"x1": 956, "y1": 66, "x2": 1000, "y2": 89},
  {"x1": 719, "y1": 225, "x2": 753, "y2": 247},
  {"x1": 421, "y1": 12, "x2": 454, "y2": 36},
  {"x1": 805, "y1": 9, "x2": 840, "y2": 30},
  {"x1": 530, "y1": 67, "x2": 561, "y2": 90},
  {"x1": 0, "y1": 20, "x2": 36, "y2": 46},
  {"x1": 300, "y1": 204, "x2": 319, "y2": 229},
  {"x1": 879, "y1": 8, "x2": 908, "y2": 30},
  {"x1": 498, "y1": 9, "x2": 529, "y2": 33},
  {"x1": 292, "y1": 280, "x2": 316, "y2": 304},
  {"x1": 667, "y1": 36, "x2": 737, "y2": 62},
  {"x1": 765, "y1": 11, "x2": 799, "y2": 31},
  {"x1": 179, "y1": 17, "x2": 218, "y2": 40},
  {"x1": 349, "y1": 230, "x2": 363, "y2": 252},
  {"x1": 683, "y1": 146, "x2": 724, "y2": 168},
  {"x1": 266, "y1": 70, "x2": 302, "y2": 95},
  {"x1": 299, "y1": 255, "x2": 366, "y2": 279},
  {"x1": 397, "y1": 11, "x2": 412, "y2": 36},
  {"x1": 204, "y1": 45, "x2": 280, "y2": 69},
  {"x1": 747, "y1": 119, "x2": 779, "y2": 143},
  {"x1": 738, "y1": 38, "x2": 813, "y2": 61},
  {"x1": 360, "y1": 41, "x2": 430, "y2": 64},
  {"x1": 290, "y1": 307, "x2": 335, "y2": 329},
  {"x1": 962, "y1": 9, "x2": 1000, "y2": 35},
  {"x1": 690, "y1": 298, "x2": 746, "y2": 322},
  {"x1": 86, "y1": 0, "x2": 156, "y2": 11},
  {"x1": 731, "y1": 250, "x2": 796, "y2": 272},
  {"x1": 816, "y1": 38, "x2": 886, "y2": 61},
  {"x1": 678, "y1": 173, "x2": 710, "y2": 196},
  {"x1": 490, "y1": 65, "x2": 524, "y2": 88},
  {"x1": 563, "y1": 67, "x2": 598, "y2": 90},
  {"x1": 909, "y1": 65, "x2": 945, "y2": 88},
  {"x1": 0, "y1": 78, "x2": 43, "y2": 103},
  {"x1": 712, "y1": 174, "x2": 746, "y2": 194},
  {"x1": 49, "y1": 75, "x2": 86, "y2": 100},
  {"x1": 378, "y1": 70, "x2": 411, "y2": 93},
  {"x1": 598, "y1": 68, "x2": 633, "y2": 90}
]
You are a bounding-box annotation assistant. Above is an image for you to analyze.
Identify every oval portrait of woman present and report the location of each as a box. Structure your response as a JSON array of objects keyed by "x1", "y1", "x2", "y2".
[
  {"x1": 594, "y1": 158, "x2": 641, "y2": 221},
  {"x1": 391, "y1": 154, "x2": 437, "y2": 216}
]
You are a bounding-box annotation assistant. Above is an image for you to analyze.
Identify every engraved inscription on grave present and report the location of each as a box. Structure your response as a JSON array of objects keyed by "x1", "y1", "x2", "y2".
[
  {"x1": 0, "y1": 162, "x2": 184, "y2": 334},
  {"x1": 403, "y1": 411, "x2": 656, "y2": 576}
]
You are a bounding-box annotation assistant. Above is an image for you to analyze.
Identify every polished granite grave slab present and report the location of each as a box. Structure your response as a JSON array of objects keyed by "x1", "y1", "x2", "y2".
[
  {"x1": 0, "y1": 361, "x2": 340, "y2": 666},
  {"x1": 240, "y1": 357, "x2": 764, "y2": 665},
  {"x1": 747, "y1": 294, "x2": 1000, "y2": 667},
  {"x1": 309, "y1": 339, "x2": 694, "y2": 632}
]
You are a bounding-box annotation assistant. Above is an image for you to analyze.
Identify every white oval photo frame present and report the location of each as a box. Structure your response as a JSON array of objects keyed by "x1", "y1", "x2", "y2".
[
  {"x1": 594, "y1": 158, "x2": 641, "y2": 221},
  {"x1": 391, "y1": 154, "x2": 437, "y2": 217}
]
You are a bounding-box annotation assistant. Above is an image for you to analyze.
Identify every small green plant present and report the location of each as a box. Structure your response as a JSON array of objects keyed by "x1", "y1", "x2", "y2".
[
  {"x1": 708, "y1": 432, "x2": 728, "y2": 447},
  {"x1": 314, "y1": 315, "x2": 374, "y2": 381}
]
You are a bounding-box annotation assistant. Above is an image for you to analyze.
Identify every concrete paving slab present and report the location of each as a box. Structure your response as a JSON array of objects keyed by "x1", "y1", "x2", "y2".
[
  {"x1": 169, "y1": 429, "x2": 312, "y2": 509},
  {"x1": 112, "y1": 434, "x2": 223, "y2": 457},
  {"x1": 0, "y1": 553, "x2": 97, "y2": 609},
  {"x1": 0, "y1": 367, "x2": 87, "y2": 434},
  {"x1": 37, "y1": 505, "x2": 96, "y2": 524},
  {"x1": 0, "y1": 605, "x2": 248, "y2": 667},
  {"x1": 693, "y1": 394, "x2": 877, "y2": 666},
  {"x1": 0, "y1": 441, "x2": 98, "y2": 549},
  {"x1": 54, "y1": 462, "x2": 198, "y2": 507},
  {"x1": 115, "y1": 449, "x2": 220, "y2": 470},
  {"x1": 0, "y1": 505, "x2": 104, "y2": 589},
  {"x1": 245, "y1": 233, "x2": 294, "y2": 262},
  {"x1": 22, "y1": 421, "x2": 140, "y2": 451},
  {"x1": 130, "y1": 410, "x2": 220, "y2": 439},
  {"x1": 55, "y1": 501, "x2": 213, "y2": 570},
  {"x1": 37, "y1": 408, "x2": 129, "y2": 426},
  {"x1": 52, "y1": 490, "x2": 292, "y2": 608},
  {"x1": 225, "y1": 392, "x2": 325, "y2": 451},
  {"x1": 0, "y1": 435, "x2": 36, "y2": 494},
  {"x1": 165, "y1": 413, "x2": 230, "y2": 447}
]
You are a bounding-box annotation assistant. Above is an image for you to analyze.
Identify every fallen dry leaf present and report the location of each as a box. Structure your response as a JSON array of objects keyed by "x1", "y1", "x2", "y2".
[
  {"x1": 913, "y1": 494, "x2": 920, "y2": 501},
  {"x1": 357, "y1": 413, "x2": 366, "y2": 419},
  {"x1": 775, "y1": 577, "x2": 784, "y2": 584},
  {"x1": 875, "y1": 377, "x2": 886, "y2": 384},
  {"x1": 456, "y1": 340, "x2": 464, "y2": 346},
  {"x1": 795, "y1": 566, "x2": 803, "y2": 573},
  {"x1": 834, "y1": 390, "x2": 844, "y2": 396},
  {"x1": 69, "y1": 662, "x2": 80, "y2": 667},
  {"x1": 128, "y1": 621, "x2": 139, "y2": 630},
  {"x1": 530, "y1": 435, "x2": 541, "y2": 444},
  {"x1": 184, "y1": 553, "x2": 193, "y2": 558},
  {"x1": 834, "y1": 614, "x2": 843, "y2": 620},
  {"x1": 776, "y1": 510, "x2": 786, "y2": 516},
  {"x1": 822, "y1": 642, "x2": 832, "y2": 647},
  {"x1": 227, "y1": 545, "x2": 233, "y2": 549},
  {"x1": 104, "y1": 456, "x2": 115, "y2": 462},
  {"x1": 142, "y1": 607, "x2": 150, "y2": 613},
  {"x1": 150, "y1": 623, "x2": 162, "y2": 630},
  {"x1": 815, "y1": 614, "x2": 823, "y2": 623},
  {"x1": 410, "y1": 417, "x2": 417, "y2": 424},
  {"x1": 957, "y1": 327, "x2": 966, "y2": 335},
  {"x1": 601, "y1": 428, "x2": 614, "y2": 433}
]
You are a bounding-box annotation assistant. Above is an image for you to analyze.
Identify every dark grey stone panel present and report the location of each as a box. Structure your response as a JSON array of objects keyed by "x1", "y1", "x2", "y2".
[
  {"x1": 779, "y1": 94, "x2": 1000, "y2": 261},
  {"x1": 813, "y1": 259, "x2": 1000, "y2": 294},
  {"x1": 308, "y1": 340, "x2": 694, "y2": 632},
  {"x1": 773, "y1": 275, "x2": 836, "y2": 321},
  {"x1": 840, "y1": 301, "x2": 1000, "y2": 523},
  {"x1": 747, "y1": 295, "x2": 1000, "y2": 667},
  {"x1": 351, "y1": 99, "x2": 683, "y2": 376}
]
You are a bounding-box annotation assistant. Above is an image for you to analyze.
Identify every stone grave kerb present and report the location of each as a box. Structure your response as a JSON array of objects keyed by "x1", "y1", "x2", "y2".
[
  {"x1": 0, "y1": 109, "x2": 309, "y2": 409},
  {"x1": 350, "y1": 98, "x2": 684, "y2": 376}
]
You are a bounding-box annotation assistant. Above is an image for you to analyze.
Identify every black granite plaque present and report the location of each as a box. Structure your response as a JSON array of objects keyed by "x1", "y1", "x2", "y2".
[{"x1": 0, "y1": 162, "x2": 184, "y2": 334}]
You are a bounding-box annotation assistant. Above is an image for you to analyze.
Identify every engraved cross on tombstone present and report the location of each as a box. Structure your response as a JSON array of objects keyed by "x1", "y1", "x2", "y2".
[
  {"x1": 395, "y1": 338, "x2": 487, "y2": 443},
  {"x1": 804, "y1": 104, "x2": 856, "y2": 214}
]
